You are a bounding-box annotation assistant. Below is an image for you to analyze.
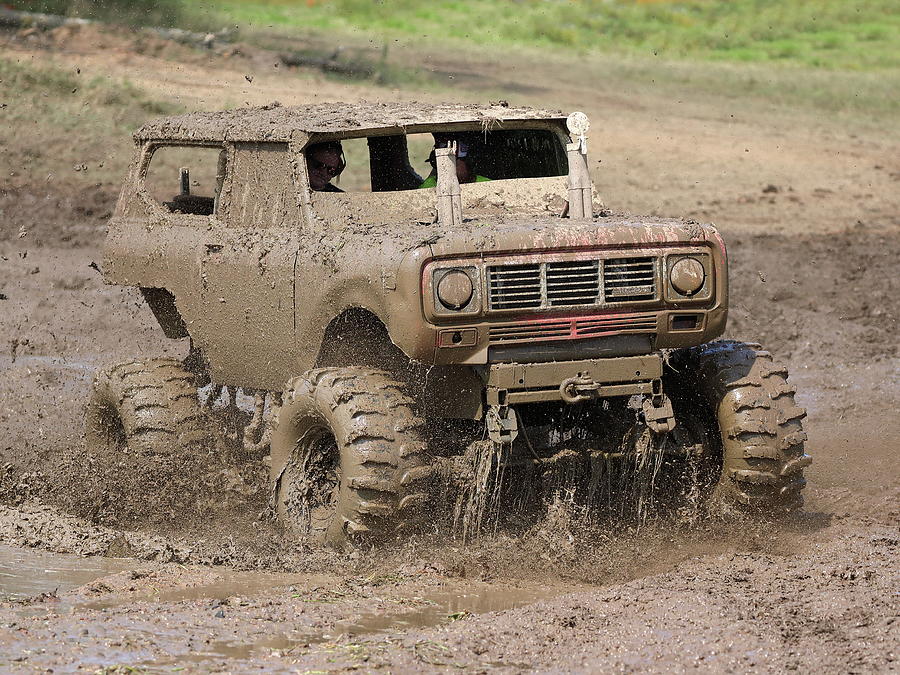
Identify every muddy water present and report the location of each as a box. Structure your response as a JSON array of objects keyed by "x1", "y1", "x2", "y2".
[
  {"x1": 0, "y1": 544, "x2": 132, "y2": 599},
  {"x1": 143, "y1": 585, "x2": 551, "y2": 668},
  {"x1": 1, "y1": 544, "x2": 555, "y2": 669}
]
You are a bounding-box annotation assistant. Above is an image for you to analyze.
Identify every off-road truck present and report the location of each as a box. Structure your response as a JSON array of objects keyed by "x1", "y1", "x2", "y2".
[{"x1": 88, "y1": 102, "x2": 811, "y2": 546}]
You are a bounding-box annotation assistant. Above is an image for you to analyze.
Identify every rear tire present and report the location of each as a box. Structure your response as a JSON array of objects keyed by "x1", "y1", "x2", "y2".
[
  {"x1": 667, "y1": 340, "x2": 811, "y2": 515},
  {"x1": 85, "y1": 358, "x2": 207, "y2": 456},
  {"x1": 270, "y1": 367, "x2": 433, "y2": 548}
]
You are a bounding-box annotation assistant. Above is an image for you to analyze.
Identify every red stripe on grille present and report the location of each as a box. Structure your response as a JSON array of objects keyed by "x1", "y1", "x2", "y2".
[{"x1": 488, "y1": 312, "x2": 658, "y2": 344}]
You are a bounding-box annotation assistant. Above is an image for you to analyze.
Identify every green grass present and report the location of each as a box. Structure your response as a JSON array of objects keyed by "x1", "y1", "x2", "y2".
[
  {"x1": 179, "y1": 0, "x2": 900, "y2": 71},
  {"x1": 576, "y1": 53, "x2": 900, "y2": 120},
  {"x1": 13, "y1": 1, "x2": 896, "y2": 70},
  {"x1": 14, "y1": 0, "x2": 184, "y2": 28}
]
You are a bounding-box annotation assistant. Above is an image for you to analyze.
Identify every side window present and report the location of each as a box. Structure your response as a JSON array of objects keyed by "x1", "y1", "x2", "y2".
[
  {"x1": 144, "y1": 145, "x2": 225, "y2": 216},
  {"x1": 306, "y1": 137, "x2": 369, "y2": 193},
  {"x1": 221, "y1": 142, "x2": 296, "y2": 228},
  {"x1": 305, "y1": 136, "x2": 429, "y2": 194}
]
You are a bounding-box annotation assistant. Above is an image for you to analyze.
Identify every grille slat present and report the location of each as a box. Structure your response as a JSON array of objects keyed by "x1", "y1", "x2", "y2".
[
  {"x1": 605, "y1": 271, "x2": 655, "y2": 278},
  {"x1": 488, "y1": 263, "x2": 542, "y2": 310},
  {"x1": 547, "y1": 279, "x2": 601, "y2": 288},
  {"x1": 489, "y1": 273, "x2": 541, "y2": 281}
]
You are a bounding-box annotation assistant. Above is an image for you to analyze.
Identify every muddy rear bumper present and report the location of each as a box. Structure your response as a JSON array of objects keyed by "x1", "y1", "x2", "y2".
[{"x1": 483, "y1": 354, "x2": 662, "y2": 405}]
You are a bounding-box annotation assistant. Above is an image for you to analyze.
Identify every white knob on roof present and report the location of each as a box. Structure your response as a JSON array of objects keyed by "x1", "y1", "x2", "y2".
[{"x1": 566, "y1": 111, "x2": 590, "y2": 137}]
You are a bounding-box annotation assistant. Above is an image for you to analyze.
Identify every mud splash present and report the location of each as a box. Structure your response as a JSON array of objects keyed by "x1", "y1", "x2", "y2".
[{"x1": 448, "y1": 423, "x2": 710, "y2": 545}]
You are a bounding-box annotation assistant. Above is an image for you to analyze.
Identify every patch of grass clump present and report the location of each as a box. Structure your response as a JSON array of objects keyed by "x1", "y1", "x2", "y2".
[
  {"x1": 12, "y1": 0, "x2": 183, "y2": 28},
  {"x1": 0, "y1": 57, "x2": 180, "y2": 182},
  {"x1": 0, "y1": 57, "x2": 176, "y2": 127}
]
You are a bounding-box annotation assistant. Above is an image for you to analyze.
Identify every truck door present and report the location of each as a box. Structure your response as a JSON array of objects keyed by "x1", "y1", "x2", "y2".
[{"x1": 197, "y1": 141, "x2": 300, "y2": 391}]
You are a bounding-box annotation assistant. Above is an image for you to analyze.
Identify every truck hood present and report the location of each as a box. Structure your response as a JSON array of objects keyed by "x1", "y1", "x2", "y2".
[{"x1": 420, "y1": 213, "x2": 723, "y2": 260}]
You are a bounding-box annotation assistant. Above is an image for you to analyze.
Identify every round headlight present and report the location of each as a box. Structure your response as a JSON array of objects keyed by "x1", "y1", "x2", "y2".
[
  {"x1": 437, "y1": 270, "x2": 473, "y2": 310},
  {"x1": 670, "y1": 258, "x2": 705, "y2": 296}
]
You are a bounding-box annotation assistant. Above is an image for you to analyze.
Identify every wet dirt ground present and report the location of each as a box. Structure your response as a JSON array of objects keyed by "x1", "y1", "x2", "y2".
[{"x1": 0, "y1": 22, "x2": 898, "y2": 673}]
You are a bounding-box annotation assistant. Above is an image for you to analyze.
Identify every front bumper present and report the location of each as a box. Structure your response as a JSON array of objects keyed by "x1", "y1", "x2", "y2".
[{"x1": 482, "y1": 354, "x2": 662, "y2": 405}]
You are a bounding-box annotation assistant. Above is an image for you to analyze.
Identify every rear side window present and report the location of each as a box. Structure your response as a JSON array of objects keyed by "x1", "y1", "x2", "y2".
[
  {"x1": 220, "y1": 142, "x2": 296, "y2": 228},
  {"x1": 144, "y1": 145, "x2": 225, "y2": 216}
]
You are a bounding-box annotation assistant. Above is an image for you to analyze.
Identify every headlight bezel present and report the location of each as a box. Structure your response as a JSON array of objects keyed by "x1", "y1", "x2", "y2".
[
  {"x1": 430, "y1": 265, "x2": 482, "y2": 315},
  {"x1": 437, "y1": 269, "x2": 474, "y2": 310},
  {"x1": 665, "y1": 253, "x2": 712, "y2": 302}
]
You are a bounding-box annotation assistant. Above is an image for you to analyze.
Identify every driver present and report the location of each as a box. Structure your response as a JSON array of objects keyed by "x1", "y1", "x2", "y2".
[{"x1": 306, "y1": 141, "x2": 346, "y2": 192}]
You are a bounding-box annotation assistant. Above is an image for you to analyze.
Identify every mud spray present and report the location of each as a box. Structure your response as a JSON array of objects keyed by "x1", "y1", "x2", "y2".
[{"x1": 448, "y1": 423, "x2": 709, "y2": 546}]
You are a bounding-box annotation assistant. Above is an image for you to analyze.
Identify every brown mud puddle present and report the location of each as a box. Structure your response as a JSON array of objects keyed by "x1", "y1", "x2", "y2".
[
  {"x1": 1, "y1": 543, "x2": 556, "y2": 669},
  {"x1": 0, "y1": 544, "x2": 132, "y2": 599},
  {"x1": 143, "y1": 585, "x2": 551, "y2": 668}
]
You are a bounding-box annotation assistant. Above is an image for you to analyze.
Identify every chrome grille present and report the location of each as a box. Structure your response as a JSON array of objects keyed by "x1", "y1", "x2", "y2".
[
  {"x1": 488, "y1": 263, "x2": 541, "y2": 310},
  {"x1": 603, "y1": 257, "x2": 656, "y2": 302},
  {"x1": 487, "y1": 256, "x2": 657, "y2": 310}
]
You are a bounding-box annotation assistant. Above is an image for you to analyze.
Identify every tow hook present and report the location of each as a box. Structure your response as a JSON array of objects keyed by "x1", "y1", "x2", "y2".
[
  {"x1": 559, "y1": 372, "x2": 601, "y2": 404},
  {"x1": 642, "y1": 379, "x2": 677, "y2": 434},
  {"x1": 486, "y1": 404, "x2": 518, "y2": 444}
]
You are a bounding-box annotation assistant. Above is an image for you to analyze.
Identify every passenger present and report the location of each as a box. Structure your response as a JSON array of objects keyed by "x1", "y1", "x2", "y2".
[
  {"x1": 306, "y1": 141, "x2": 346, "y2": 192},
  {"x1": 418, "y1": 140, "x2": 490, "y2": 188}
]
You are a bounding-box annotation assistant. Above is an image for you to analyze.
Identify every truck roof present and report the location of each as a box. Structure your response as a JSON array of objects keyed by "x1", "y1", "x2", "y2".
[{"x1": 133, "y1": 101, "x2": 567, "y2": 143}]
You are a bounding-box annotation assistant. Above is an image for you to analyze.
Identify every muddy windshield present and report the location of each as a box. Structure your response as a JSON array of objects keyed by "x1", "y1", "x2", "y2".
[{"x1": 306, "y1": 126, "x2": 569, "y2": 224}]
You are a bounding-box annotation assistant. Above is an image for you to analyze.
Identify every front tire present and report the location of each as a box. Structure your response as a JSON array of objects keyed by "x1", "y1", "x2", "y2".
[
  {"x1": 668, "y1": 340, "x2": 811, "y2": 515},
  {"x1": 270, "y1": 367, "x2": 433, "y2": 548}
]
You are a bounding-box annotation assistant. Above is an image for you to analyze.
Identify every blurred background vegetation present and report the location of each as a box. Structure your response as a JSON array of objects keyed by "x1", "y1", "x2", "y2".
[
  {"x1": 13, "y1": 0, "x2": 184, "y2": 28},
  {"x1": 12, "y1": 0, "x2": 899, "y2": 70}
]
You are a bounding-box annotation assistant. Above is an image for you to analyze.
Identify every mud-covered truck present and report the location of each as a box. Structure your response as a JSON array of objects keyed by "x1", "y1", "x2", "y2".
[{"x1": 88, "y1": 102, "x2": 811, "y2": 547}]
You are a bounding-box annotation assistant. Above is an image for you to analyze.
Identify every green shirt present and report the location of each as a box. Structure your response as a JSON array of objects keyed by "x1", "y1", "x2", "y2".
[{"x1": 418, "y1": 175, "x2": 491, "y2": 189}]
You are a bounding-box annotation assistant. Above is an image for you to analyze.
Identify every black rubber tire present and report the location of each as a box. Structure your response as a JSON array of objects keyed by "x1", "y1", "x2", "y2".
[
  {"x1": 84, "y1": 358, "x2": 207, "y2": 456},
  {"x1": 667, "y1": 340, "x2": 812, "y2": 515},
  {"x1": 270, "y1": 367, "x2": 433, "y2": 548}
]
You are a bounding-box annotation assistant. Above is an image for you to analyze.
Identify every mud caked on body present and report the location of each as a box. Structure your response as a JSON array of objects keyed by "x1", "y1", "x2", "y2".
[{"x1": 88, "y1": 102, "x2": 811, "y2": 547}]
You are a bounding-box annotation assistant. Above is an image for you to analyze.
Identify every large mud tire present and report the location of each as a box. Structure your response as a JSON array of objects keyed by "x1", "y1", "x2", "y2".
[
  {"x1": 668, "y1": 340, "x2": 811, "y2": 515},
  {"x1": 270, "y1": 368, "x2": 433, "y2": 549},
  {"x1": 84, "y1": 358, "x2": 207, "y2": 456}
]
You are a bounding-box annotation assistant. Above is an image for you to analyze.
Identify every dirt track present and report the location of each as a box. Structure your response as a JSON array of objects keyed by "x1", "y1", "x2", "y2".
[{"x1": 0, "y1": 23, "x2": 898, "y2": 672}]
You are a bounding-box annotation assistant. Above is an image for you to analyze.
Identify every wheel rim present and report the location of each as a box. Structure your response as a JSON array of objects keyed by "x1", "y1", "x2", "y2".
[{"x1": 280, "y1": 424, "x2": 341, "y2": 539}]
